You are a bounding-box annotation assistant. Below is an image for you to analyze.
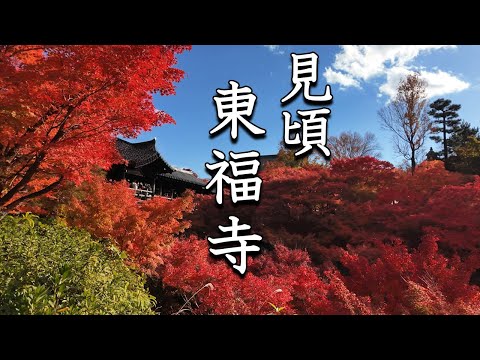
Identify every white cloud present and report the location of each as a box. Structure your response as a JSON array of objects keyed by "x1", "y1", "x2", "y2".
[
  {"x1": 379, "y1": 66, "x2": 470, "y2": 99},
  {"x1": 378, "y1": 66, "x2": 411, "y2": 99},
  {"x1": 324, "y1": 67, "x2": 361, "y2": 89},
  {"x1": 328, "y1": 45, "x2": 455, "y2": 81},
  {"x1": 263, "y1": 45, "x2": 285, "y2": 55},
  {"x1": 421, "y1": 69, "x2": 470, "y2": 97},
  {"x1": 265, "y1": 45, "x2": 279, "y2": 51},
  {"x1": 323, "y1": 45, "x2": 469, "y2": 99}
]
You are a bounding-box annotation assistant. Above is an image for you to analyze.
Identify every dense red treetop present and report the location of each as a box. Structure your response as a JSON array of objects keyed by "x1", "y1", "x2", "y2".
[
  {"x1": 0, "y1": 45, "x2": 190, "y2": 210},
  {"x1": 173, "y1": 158, "x2": 480, "y2": 314},
  {"x1": 61, "y1": 175, "x2": 195, "y2": 276}
]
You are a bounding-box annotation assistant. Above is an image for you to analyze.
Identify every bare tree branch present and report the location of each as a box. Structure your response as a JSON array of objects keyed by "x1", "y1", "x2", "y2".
[
  {"x1": 0, "y1": 152, "x2": 45, "y2": 206},
  {"x1": 329, "y1": 131, "x2": 381, "y2": 159},
  {"x1": 4, "y1": 176, "x2": 64, "y2": 210},
  {"x1": 378, "y1": 73, "x2": 431, "y2": 173}
]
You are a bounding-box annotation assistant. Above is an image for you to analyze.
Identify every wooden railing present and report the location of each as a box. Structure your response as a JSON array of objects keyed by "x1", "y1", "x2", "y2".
[
  {"x1": 128, "y1": 187, "x2": 175, "y2": 201},
  {"x1": 129, "y1": 187, "x2": 153, "y2": 199}
]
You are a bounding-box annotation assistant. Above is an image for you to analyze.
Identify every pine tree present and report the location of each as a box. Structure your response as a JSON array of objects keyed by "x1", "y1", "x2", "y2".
[
  {"x1": 447, "y1": 121, "x2": 480, "y2": 174},
  {"x1": 428, "y1": 98, "x2": 461, "y2": 161},
  {"x1": 450, "y1": 121, "x2": 479, "y2": 151}
]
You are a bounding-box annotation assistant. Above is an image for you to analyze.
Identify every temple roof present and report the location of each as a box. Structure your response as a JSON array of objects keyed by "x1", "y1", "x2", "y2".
[
  {"x1": 116, "y1": 138, "x2": 174, "y2": 172},
  {"x1": 159, "y1": 169, "x2": 207, "y2": 187},
  {"x1": 426, "y1": 147, "x2": 438, "y2": 161},
  {"x1": 258, "y1": 154, "x2": 277, "y2": 165},
  {"x1": 116, "y1": 138, "x2": 206, "y2": 188}
]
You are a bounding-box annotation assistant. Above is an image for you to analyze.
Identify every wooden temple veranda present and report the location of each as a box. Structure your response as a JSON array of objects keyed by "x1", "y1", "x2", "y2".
[{"x1": 107, "y1": 138, "x2": 208, "y2": 200}]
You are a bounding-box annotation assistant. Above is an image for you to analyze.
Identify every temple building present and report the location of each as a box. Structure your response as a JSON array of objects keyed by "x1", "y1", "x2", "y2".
[
  {"x1": 426, "y1": 147, "x2": 438, "y2": 161},
  {"x1": 107, "y1": 138, "x2": 208, "y2": 199},
  {"x1": 258, "y1": 154, "x2": 277, "y2": 167}
]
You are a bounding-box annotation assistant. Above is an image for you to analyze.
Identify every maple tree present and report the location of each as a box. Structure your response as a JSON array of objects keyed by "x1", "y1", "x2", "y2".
[
  {"x1": 161, "y1": 236, "x2": 332, "y2": 315},
  {"x1": 2, "y1": 46, "x2": 479, "y2": 315},
  {"x1": 60, "y1": 175, "x2": 194, "y2": 277},
  {"x1": 189, "y1": 157, "x2": 401, "y2": 265},
  {"x1": 191, "y1": 158, "x2": 475, "y2": 262},
  {"x1": 0, "y1": 45, "x2": 189, "y2": 211},
  {"x1": 331, "y1": 232, "x2": 480, "y2": 314},
  {"x1": 161, "y1": 231, "x2": 480, "y2": 315},
  {"x1": 179, "y1": 157, "x2": 480, "y2": 314}
]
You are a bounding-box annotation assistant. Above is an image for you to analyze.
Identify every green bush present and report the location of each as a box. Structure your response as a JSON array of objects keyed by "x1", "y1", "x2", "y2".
[{"x1": 0, "y1": 213, "x2": 155, "y2": 314}]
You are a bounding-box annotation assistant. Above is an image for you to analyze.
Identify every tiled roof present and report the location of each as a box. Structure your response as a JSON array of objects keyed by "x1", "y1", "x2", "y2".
[
  {"x1": 159, "y1": 170, "x2": 207, "y2": 187},
  {"x1": 259, "y1": 154, "x2": 277, "y2": 165},
  {"x1": 116, "y1": 138, "x2": 174, "y2": 172}
]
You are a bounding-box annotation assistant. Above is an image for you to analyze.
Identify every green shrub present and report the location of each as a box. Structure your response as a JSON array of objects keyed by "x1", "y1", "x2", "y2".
[{"x1": 0, "y1": 213, "x2": 155, "y2": 314}]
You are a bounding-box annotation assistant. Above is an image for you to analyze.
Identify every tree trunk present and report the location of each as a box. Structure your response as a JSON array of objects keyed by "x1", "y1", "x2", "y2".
[
  {"x1": 4, "y1": 176, "x2": 63, "y2": 210},
  {"x1": 443, "y1": 116, "x2": 448, "y2": 161},
  {"x1": 0, "y1": 152, "x2": 45, "y2": 207},
  {"x1": 411, "y1": 148, "x2": 416, "y2": 174}
]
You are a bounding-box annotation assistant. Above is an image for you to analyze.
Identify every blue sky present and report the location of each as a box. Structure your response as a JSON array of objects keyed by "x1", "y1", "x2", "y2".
[{"x1": 133, "y1": 45, "x2": 480, "y2": 178}]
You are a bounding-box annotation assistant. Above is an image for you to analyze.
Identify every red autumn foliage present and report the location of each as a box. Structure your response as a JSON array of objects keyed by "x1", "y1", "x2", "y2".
[
  {"x1": 420, "y1": 178, "x2": 480, "y2": 253},
  {"x1": 162, "y1": 231, "x2": 480, "y2": 314},
  {"x1": 336, "y1": 232, "x2": 480, "y2": 314},
  {"x1": 2, "y1": 45, "x2": 477, "y2": 315},
  {"x1": 0, "y1": 45, "x2": 189, "y2": 211},
  {"x1": 162, "y1": 236, "x2": 331, "y2": 315},
  {"x1": 177, "y1": 157, "x2": 480, "y2": 314},
  {"x1": 370, "y1": 160, "x2": 477, "y2": 253},
  {"x1": 61, "y1": 175, "x2": 194, "y2": 276},
  {"x1": 190, "y1": 157, "x2": 403, "y2": 265},
  {"x1": 189, "y1": 158, "x2": 476, "y2": 263}
]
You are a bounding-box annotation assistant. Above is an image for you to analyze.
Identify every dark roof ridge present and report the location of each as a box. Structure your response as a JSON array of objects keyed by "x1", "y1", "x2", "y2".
[
  {"x1": 116, "y1": 137, "x2": 174, "y2": 172},
  {"x1": 116, "y1": 138, "x2": 156, "y2": 146},
  {"x1": 159, "y1": 170, "x2": 207, "y2": 187}
]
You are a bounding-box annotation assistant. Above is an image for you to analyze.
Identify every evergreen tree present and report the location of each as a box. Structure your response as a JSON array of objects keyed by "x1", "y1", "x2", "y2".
[
  {"x1": 428, "y1": 98, "x2": 461, "y2": 160},
  {"x1": 276, "y1": 140, "x2": 311, "y2": 167},
  {"x1": 450, "y1": 121, "x2": 479, "y2": 151},
  {"x1": 447, "y1": 121, "x2": 480, "y2": 174}
]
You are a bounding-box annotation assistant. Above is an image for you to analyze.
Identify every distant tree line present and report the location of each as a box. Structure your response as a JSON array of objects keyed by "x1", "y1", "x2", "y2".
[
  {"x1": 274, "y1": 72, "x2": 479, "y2": 175},
  {"x1": 378, "y1": 73, "x2": 480, "y2": 175},
  {"x1": 428, "y1": 98, "x2": 480, "y2": 174}
]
